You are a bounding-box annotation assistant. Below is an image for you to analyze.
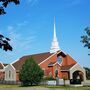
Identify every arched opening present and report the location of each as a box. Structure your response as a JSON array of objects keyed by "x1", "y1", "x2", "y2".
[{"x1": 73, "y1": 70, "x2": 84, "y2": 81}]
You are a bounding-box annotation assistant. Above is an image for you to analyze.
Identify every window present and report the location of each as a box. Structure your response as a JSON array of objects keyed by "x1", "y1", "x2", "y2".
[
  {"x1": 6, "y1": 73, "x2": 7, "y2": 78},
  {"x1": 9, "y1": 71, "x2": 11, "y2": 78},
  {"x1": 12, "y1": 73, "x2": 13, "y2": 79},
  {"x1": 57, "y1": 57, "x2": 62, "y2": 64},
  {"x1": 55, "y1": 70, "x2": 58, "y2": 77}
]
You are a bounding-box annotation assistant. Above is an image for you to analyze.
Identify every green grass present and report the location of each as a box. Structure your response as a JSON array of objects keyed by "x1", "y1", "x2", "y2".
[
  {"x1": 45, "y1": 86, "x2": 90, "y2": 90},
  {"x1": 0, "y1": 84, "x2": 20, "y2": 88},
  {"x1": 33, "y1": 86, "x2": 90, "y2": 90},
  {"x1": 0, "y1": 84, "x2": 90, "y2": 90}
]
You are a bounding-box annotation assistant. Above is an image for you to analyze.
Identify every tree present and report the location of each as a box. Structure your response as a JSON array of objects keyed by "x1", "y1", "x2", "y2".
[
  {"x1": 0, "y1": 0, "x2": 20, "y2": 15},
  {"x1": 0, "y1": 34, "x2": 12, "y2": 51},
  {"x1": 84, "y1": 67, "x2": 90, "y2": 80},
  {"x1": 19, "y1": 57, "x2": 44, "y2": 86},
  {"x1": 81, "y1": 27, "x2": 90, "y2": 55}
]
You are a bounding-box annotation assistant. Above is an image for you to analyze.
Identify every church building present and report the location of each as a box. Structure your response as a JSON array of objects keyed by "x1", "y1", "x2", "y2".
[{"x1": 0, "y1": 18, "x2": 86, "y2": 84}]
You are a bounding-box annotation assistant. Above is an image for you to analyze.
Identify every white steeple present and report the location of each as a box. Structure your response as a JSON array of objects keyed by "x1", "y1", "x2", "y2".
[{"x1": 50, "y1": 17, "x2": 60, "y2": 53}]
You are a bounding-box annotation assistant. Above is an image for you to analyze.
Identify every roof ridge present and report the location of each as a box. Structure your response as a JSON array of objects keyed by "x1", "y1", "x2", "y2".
[
  {"x1": 24, "y1": 52, "x2": 50, "y2": 57},
  {"x1": 11, "y1": 52, "x2": 50, "y2": 65}
]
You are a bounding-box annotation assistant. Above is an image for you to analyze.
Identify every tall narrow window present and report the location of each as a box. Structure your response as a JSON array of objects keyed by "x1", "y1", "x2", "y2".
[
  {"x1": 12, "y1": 73, "x2": 13, "y2": 79},
  {"x1": 55, "y1": 70, "x2": 58, "y2": 77},
  {"x1": 9, "y1": 71, "x2": 11, "y2": 78},
  {"x1": 6, "y1": 73, "x2": 7, "y2": 78}
]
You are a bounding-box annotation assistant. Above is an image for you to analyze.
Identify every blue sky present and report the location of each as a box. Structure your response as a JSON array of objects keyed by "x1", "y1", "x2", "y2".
[{"x1": 0, "y1": 0, "x2": 90, "y2": 67}]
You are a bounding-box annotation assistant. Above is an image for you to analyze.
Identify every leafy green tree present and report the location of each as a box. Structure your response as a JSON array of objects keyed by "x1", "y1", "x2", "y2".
[
  {"x1": 19, "y1": 57, "x2": 44, "y2": 86},
  {"x1": 81, "y1": 27, "x2": 90, "y2": 55},
  {"x1": 0, "y1": 34, "x2": 12, "y2": 51},
  {"x1": 0, "y1": 0, "x2": 20, "y2": 15},
  {"x1": 84, "y1": 67, "x2": 90, "y2": 80}
]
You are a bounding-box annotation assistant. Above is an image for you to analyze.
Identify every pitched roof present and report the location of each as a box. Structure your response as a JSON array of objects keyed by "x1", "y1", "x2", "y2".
[
  {"x1": 12, "y1": 52, "x2": 53, "y2": 70},
  {"x1": 0, "y1": 63, "x2": 4, "y2": 69},
  {"x1": 61, "y1": 64, "x2": 75, "y2": 71}
]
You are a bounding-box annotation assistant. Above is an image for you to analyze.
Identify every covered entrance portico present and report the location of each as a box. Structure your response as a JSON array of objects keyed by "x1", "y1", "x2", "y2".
[{"x1": 70, "y1": 64, "x2": 86, "y2": 83}]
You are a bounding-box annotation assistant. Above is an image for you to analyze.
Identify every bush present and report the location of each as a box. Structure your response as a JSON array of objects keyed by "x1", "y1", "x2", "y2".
[
  {"x1": 43, "y1": 76, "x2": 55, "y2": 80},
  {"x1": 84, "y1": 67, "x2": 90, "y2": 80}
]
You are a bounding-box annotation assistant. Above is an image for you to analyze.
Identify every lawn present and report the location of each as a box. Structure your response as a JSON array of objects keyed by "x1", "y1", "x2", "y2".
[
  {"x1": 0, "y1": 85, "x2": 90, "y2": 90},
  {"x1": 0, "y1": 84, "x2": 20, "y2": 88},
  {"x1": 44, "y1": 86, "x2": 90, "y2": 90}
]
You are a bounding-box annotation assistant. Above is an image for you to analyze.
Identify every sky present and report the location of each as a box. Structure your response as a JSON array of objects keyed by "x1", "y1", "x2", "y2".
[{"x1": 0, "y1": 0, "x2": 90, "y2": 68}]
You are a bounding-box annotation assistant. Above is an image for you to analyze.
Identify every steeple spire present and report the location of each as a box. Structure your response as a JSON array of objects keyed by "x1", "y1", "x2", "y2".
[
  {"x1": 53, "y1": 17, "x2": 57, "y2": 41},
  {"x1": 50, "y1": 17, "x2": 60, "y2": 53},
  {"x1": 54, "y1": 17, "x2": 56, "y2": 38}
]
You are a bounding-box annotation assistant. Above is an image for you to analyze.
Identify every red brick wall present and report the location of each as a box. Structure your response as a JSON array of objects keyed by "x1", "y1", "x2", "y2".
[
  {"x1": 60, "y1": 56, "x2": 67, "y2": 66},
  {"x1": 40, "y1": 54, "x2": 57, "y2": 69},
  {"x1": 16, "y1": 72, "x2": 19, "y2": 81},
  {"x1": 66, "y1": 54, "x2": 77, "y2": 65},
  {"x1": 0, "y1": 71, "x2": 5, "y2": 80},
  {"x1": 61, "y1": 71, "x2": 69, "y2": 79},
  {"x1": 61, "y1": 55, "x2": 76, "y2": 66},
  {"x1": 40, "y1": 54, "x2": 62, "y2": 78}
]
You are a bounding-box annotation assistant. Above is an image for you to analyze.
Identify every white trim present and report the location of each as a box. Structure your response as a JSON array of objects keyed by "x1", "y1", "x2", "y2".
[
  {"x1": 0, "y1": 61, "x2": 4, "y2": 68},
  {"x1": 39, "y1": 52, "x2": 57, "y2": 65},
  {"x1": 69, "y1": 63, "x2": 78, "y2": 71},
  {"x1": 53, "y1": 62, "x2": 57, "y2": 66},
  {"x1": 10, "y1": 58, "x2": 20, "y2": 65},
  {"x1": 5, "y1": 64, "x2": 16, "y2": 81},
  {"x1": 53, "y1": 62, "x2": 62, "y2": 66},
  {"x1": 4, "y1": 64, "x2": 16, "y2": 70},
  {"x1": 10, "y1": 64, "x2": 16, "y2": 70},
  {"x1": 0, "y1": 69, "x2": 4, "y2": 72},
  {"x1": 69, "y1": 63, "x2": 86, "y2": 81},
  {"x1": 69, "y1": 63, "x2": 85, "y2": 71}
]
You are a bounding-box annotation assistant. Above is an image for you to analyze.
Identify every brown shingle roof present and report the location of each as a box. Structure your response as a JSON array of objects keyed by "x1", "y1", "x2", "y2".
[
  {"x1": 0, "y1": 63, "x2": 4, "y2": 69},
  {"x1": 12, "y1": 52, "x2": 53, "y2": 70},
  {"x1": 61, "y1": 64, "x2": 75, "y2": 71}
]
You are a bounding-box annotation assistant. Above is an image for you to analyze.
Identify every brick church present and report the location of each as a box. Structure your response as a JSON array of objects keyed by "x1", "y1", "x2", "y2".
[{"x1": 0, "y1": 18, "x2": 86, "y2": 83}]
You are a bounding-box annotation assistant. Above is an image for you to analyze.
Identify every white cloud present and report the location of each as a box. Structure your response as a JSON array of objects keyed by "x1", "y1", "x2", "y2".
[
  {"x1": 0, "y1": 21, "x2": 37, "y2": 63},
  {"x1": 17, "y1": 21, "x2": 28, "y2": 27},
  {"x1": 10, "y1": 27, "x2": 35, "y2": 48},
  {"x1": 5, "y1": 24, "x2": 36, "y2": 57},
  {"x1": 27, "y1": 0, "x2": 38, "y2": 6}
]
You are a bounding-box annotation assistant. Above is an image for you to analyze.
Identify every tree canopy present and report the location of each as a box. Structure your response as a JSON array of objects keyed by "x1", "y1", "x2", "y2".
[
  {"x1": 19, "y1": 57, "x2": 44, "y2": 86},
  {"x1": 81, "y1": 27, "x2": 90, "y2": 55},
  {"x1": 84, "y1": 67, "x2": 90, "y2": 80},
  {"x1": 0, "y1": 0, "x2": 20, "y2": 15},
  {"x1": 0, "y1": 34, "x2": 12, "y2": 51}
]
